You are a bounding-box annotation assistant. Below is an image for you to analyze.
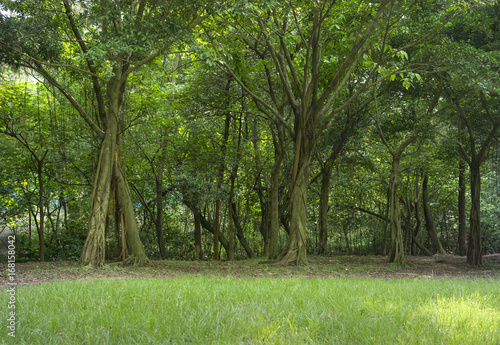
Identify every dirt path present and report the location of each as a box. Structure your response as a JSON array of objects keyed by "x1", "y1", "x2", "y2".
[{"x1": 1, "y1": 254, "x2": 499, "y2": 287}]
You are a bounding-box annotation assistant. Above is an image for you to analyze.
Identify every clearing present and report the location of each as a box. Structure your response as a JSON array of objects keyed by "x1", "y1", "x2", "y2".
[{"x1": 2, "y1": 254, "x2": 499, "y2": 287}]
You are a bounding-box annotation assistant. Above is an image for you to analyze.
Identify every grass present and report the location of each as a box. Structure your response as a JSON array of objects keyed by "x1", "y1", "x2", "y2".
[{"x1": 1, "y1": 277, "x2": 499, "y2": 344}]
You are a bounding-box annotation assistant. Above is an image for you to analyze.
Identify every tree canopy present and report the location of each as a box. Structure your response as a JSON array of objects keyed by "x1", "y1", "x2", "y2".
[{"x1": 1, "y1": 0, "x2": 499, "y2": 266}]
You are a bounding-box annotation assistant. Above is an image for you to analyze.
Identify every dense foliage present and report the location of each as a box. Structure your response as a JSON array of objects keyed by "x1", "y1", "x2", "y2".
[{"x1": 0, "y1": 0, "x2": 498, "y2": 265}]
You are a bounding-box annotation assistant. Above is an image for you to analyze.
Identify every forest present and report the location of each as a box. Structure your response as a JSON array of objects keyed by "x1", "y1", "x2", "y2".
[{"x1": 1, "y1": 0, "x2": 499, "y2": 268}]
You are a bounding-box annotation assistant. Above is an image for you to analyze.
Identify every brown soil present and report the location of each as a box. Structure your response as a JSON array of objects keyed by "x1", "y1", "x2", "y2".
[{"x1": 2, "y1": 254, "x2": 499, "y2": 287}]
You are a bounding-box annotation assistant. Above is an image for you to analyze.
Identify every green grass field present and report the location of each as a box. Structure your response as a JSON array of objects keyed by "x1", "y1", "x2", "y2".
[{"x1": 1, "y1": 276, "x2": 499, "y2": 344}]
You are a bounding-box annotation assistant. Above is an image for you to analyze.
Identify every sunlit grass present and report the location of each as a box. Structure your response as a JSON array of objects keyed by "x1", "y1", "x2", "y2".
[{"x1": 1, "y1": 277, "x2": 499, "y2": 344}]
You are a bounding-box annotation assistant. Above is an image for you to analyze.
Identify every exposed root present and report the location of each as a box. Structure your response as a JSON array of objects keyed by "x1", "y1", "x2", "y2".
[
  {"x1": 134, "y1": 254, "x2": 150, "y2": 266},
  {"x1": 275, "y1": 248, "x2": 307, "y2": 266}
]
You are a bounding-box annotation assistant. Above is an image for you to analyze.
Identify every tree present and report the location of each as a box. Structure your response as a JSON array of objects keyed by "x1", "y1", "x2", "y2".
[
  {"x1": 422, "y1": 173, "x2": 446, "y2": 254},
  {"x1": 451, "y1": 92, "x2": 500, "y2": 265},
  {"x1": 440, "y1": 3, "x2": 500, "y2": 264},
  {"x1": 0, "y1": 0, "x2": 209, "y2": 266},
  {"x1": 1, "y1": 79, "x2": 49, "y2": 261},
  {"x1": 206, "y1": 0, "x2": 472, "y2": 264}
]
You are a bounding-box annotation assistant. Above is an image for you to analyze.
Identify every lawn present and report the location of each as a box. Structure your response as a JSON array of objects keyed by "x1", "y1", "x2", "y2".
[{"x1": 1, "y1": 272, "x2": 499, "y2": 344}]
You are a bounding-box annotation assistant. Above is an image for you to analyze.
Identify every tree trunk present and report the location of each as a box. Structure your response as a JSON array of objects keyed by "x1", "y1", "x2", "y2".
[
  {"x1": 467, "y1": 165, "x2": 482, "y2": 265},
  {"x1": 228, "y1": 213, "x2": 234, "y2": 261},
  {"x1": 231, "y1": 203, "x2": 255, "y2": 258},
  {"x1": 458, "y1": 160, "x2": 467, "y2": 255},
  {"x1": 422, "y1": 174, "x2": 446, "y2": 255},
  {"x1": 80, "y1": 120, "x2": 116, "y2": 266},
  {"x1": 317, "y1": 161, "x2": 333, "y2": 255},
  {"x1": 343, "y1": 221, "x2": 351, "y2": 254},
  {"x1": 382, "y1": 188, "x2": 389, "y2": 256},
  {"x1": 403, "y1": 199, "x2": 412, "y2": 255},
  {"x1": 213, "y1": 83, "x2": 232, "y2": 260},
  {"x1": 261, "y1": 197, "x2": 270, "y2": 257},
  {"x1": 155, "y1": 159, "x2": 167, "y2": 259},
  {"x1": 37, "y1": 163, "x2": 45, "y2": 262},
  {"x1": 268, "y1": 150, "x2": 282, "y2": 260},
  {"x1": 278, "y1": 151, "x2": 309, "y2": 265},
  {"x1": 412, "y1": 233, "x2": 433, "y2": 256},
  {"x1": 411, "y1": 203, "x2": 421, "y2": 255},
  {"x1": 388, "y1": 157, "x2": 404, "y2": 263},
  {"x1": 193, "y1": 208, "x2": 203, "y2": 260},
  {"x1": 251, "y1": 118, "x2": 269, "y2": 256},
  {"x1": 114, "y1": 155, "x2": 149, "y2": 265},
  {"x1": 80, "y1": 77, "x2": 148, "y2": 266},
  {"x1": 214, "y1": 199, "x2": 221, "y2": 260},
  {"x1": 198, "y1": 209, "x2": 229, "y2": 253}
]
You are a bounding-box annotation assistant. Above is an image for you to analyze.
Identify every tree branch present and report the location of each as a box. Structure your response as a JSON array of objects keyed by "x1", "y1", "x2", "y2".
[
  {"x1": 33, "y1": 61, "x2": 105, "y2": 139},
  {"x1": 61, "y1": 0, "x2": 106, "y2": 122}
]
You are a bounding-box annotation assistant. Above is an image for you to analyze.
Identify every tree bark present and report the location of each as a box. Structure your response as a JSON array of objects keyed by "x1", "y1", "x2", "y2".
[
  {"x1": 411, "y1": 203, "x2": 422, "y2": 255},
  {"x1": 458, "y1": 163, "x2": 467, "y2": 256},
  {"x1": 36, "y1": 161, "x2": 45, "y2": 262},
  {"x1": 80, "y1": 118, "x2": 116, "y2": 266},
  {"x1": 114, "y1": 154, "x2": 149, "y2": 265},
  {"x1": 228, "y1": 211, "x2": 234, "y2": 260},
  {"x1": 278, "y1": 136, "x2": 310, "y2": 265},
  {"x1": 193, "y1": 207, "x2": 203, "y2": 260},
  {"x1": 422, "y1": 174, "x2": 446, "y2": 255},
  {"x1": 388, "y1": 158, "x2": 404, "y2": 263},
  {"x1": 155, "y1": 154, "x2": 167, "y2": 259},
  {"x1": 382, "y1": 188, "x2": 390, "y2": 256},
  {"x1": 268, "y1": 142, "x2": 283, "y2": 260},
  {"x1": 317, "y1": 161, "x2": 333, "y2": 255},
  {"x1": 467, "y1": 166, "x2": 482, "y2": 265},
  {"x1": 457, "y1": 117, "x2": 468, "y2": 256},
  {"x1": 80, "y1": 76, "x2": 148, "y2": 266},
  {"x1": 153, "y1": 129, "x2": 169, "y2": 260}
]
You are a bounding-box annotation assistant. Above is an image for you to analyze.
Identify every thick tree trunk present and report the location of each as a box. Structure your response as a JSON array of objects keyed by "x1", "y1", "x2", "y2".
[
  {"x1": 458, "y1": 161, "x2": 467, "y2": 256},
  {"x1": 80, "y1": 78, "x2": 148, "y2": 266},
  {"x1": 80, "y1": 121, "x2": 116, "y2": 266},
  {"x1": 317, "y1": 161, "x2": 333, "y2": 255},
  {"x1": 114, "y1": 156, "x2": 149, "y2": 265},
  {"x1": 278, "y1": 157, "x2": 309, "y2": 265},
  {"x1": 467, "y1": 166, "x2": 482, "y2": 265},
  {"x1": 422, "y1": 175, "x2": 446, "y2": 255},
  {"x1": 388, "y1": 158, "x2": 404, "y2": 263}
]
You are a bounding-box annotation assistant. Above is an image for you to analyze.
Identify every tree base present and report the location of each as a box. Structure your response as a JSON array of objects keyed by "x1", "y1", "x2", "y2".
[{"x1": 276, "y1": 247, "x2": 307, "y2": 266}]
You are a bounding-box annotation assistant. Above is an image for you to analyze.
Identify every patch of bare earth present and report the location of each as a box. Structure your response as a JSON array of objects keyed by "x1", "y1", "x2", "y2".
[{"x1": 1, "y1": 254, "x2": 499, "y2": 287}]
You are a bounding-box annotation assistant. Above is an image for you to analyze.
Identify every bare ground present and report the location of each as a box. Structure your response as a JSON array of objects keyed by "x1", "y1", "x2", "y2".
[{"x1": 1, "y1": 254, "x2": 499, "y2": 287}]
